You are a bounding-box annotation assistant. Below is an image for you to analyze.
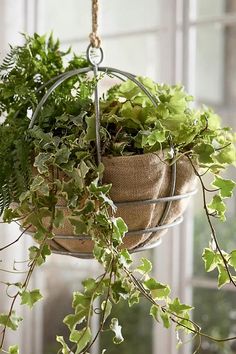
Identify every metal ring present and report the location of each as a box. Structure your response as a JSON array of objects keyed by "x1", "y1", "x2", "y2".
[{"x1": 86, "y1": 44, "x2": 104, "y2": 66}]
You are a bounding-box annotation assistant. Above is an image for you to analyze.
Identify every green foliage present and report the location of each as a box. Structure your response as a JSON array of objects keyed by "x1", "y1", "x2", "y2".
[
  {"x1": 0, "y1": 33, "x2": 236, "y2": 354},
  {"x1": 20, "y1": 289, "x2": 43, "y2": 308}
]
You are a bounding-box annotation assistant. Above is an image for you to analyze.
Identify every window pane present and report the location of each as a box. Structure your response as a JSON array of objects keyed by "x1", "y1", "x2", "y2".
[
  {"x1": 40, "y1": 0, "x2": 164, "y2": 42},
  {"x1": 194, "y1": 25, "x2": 224, "y2": 104},
  {"x1": 191, "y1": 0, "x2": 236, "y2": 19},
  {"x1": 193, "y1": 287, "x2": 236, "y2": 354}
]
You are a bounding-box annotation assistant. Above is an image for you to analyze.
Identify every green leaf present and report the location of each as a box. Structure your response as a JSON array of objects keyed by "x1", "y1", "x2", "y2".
[
  {"x1": 55, "y1": 146, "x2": 71, "y2": 165},
  {"x1": 212, "y1": 176, "x2": 236, "y2": 198},
  {"x1": 110, "y1": 318, "x2": 124, "y2": 344},
  {"x1": 20, "y1": 289, "x2": 43, "y2": 308},
  {"x1": 119, "y1": 249, "x2": 132, "y2": 268},
  {"x1": 64, "y1": 311, "x2": 87, "y2": 331},
  {"x1": 229, "y1": 250, "x2": 236, "y2": 269},
  {"x1": 168, "y1": 298, "x2": 193, "y2": 315},
  {"x1": 207, "y1": 195, "x2": 226, "y2": 221},
  {"x1": 69, "y1": 327, "x2": 91, "y2": 351},
  {"x1": 85, "y1": 116, "x2": 96, "y2": 142},
  {"x1": 144, "y1": 278, "x2": 170, "y2": 299},
  {"x1": 9, "y1": 345, "x2": 19, "y2": 354},
  {"x1": 136, "y1": 258, "x2": 152, "y2": 275},
  {"x1": 160, "y1": 312, "x2": 171, "y2": 329},
  {"x1": 56, "y1": 336, "x2": 71, "y2": 354},
  {"x1": 34, "y1": 152, "x2": 52, "y2": 174},
  {"x1": 69, "y1": 218, "x2": 88, "y2": 234},
  {"x1": 218, "y1": 265, "x2": 230, "y2": 288},
  {"x1": 53, "y1": 209, "x2": 64, "y2": 228},
  {"x1": 30, "y1": 175, "x2": 44, "y2": 192},
  {"x1": 150, "y1": 305, "x2": 159, "y2": 321},
  {"x1": 202, "y1": 248, "x2": 221, "y2": 272},
  {"x1": 101, "y1": 299, "x2": 112, "y2": 322},
  {"x1": 193, "y1": 143, "x2": 214, "y2": 164},
  {"x1": 112, "y1": 217, "x2": 128, "y2": 244},
  {"x1": 0, "y1": 312, "x2": 22, "y2": 330}
]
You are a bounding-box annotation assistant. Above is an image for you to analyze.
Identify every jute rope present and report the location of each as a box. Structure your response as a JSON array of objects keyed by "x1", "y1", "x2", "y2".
[{"x1": 89, "y1": 0, "x2": 101, "y2": 48}]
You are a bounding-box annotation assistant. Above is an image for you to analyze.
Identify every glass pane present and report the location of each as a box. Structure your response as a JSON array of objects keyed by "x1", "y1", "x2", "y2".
[
  {"x1": 40, "y1": 0, "x2": 164, "y2": 42},
  {"x1": 100, "y1": 0, "x2": 163, "y2": 35},
  {"x1": 62, "y1": 33, "x2": 164, "y2": 81},
  {"x1": 194, "y1": 25, "x2": 224, "y2": 105},
  {"x1": 39, "y1": 0, "x2": 91, "y2": 41},
  {"x1": 194, "y1": 24, "x2": 236, "y2": 115},
  {"x1": 193, "y1": 287, "x2": 236, "y2": 354},
  {"x1": 191, "y1": 0, "x2": 236, "y2": 19}
]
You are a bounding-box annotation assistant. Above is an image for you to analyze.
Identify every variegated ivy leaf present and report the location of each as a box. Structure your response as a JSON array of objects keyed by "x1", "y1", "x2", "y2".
[
  {"x1": 111, "y1": 217, "x2": 128, "y2": 244},
  {"x1": 229, "y1": 250, "x2": 236, "y2": 269},
  {"x1": 110, "y1": 318, "x2": 124, "y2": 344},
  {"x1": 144, "y1": 278, "x2": 170, "y2": 299},
  {"x1": 56, "y1": 336, "x2": 71, "y2": 354},
  {"x1": 168, "y1": 298, "x2": 193, "y2": 315},
  {"x1": 212, "y1": 176, "x2": 236, "y2": 198},
  {"x1": 20, "y1": 289, "x2": 43, "y2": 308},
  {"x1": 9, "y1": 345, "x2": 19, "y2": 354},
  {"x1": 202, "y1": 248, "x2": 221, "y2": 272},
  {"x1": 54, "y1": 146, "x2": 71, "y2": 165},
  {"x1": 207, "y1": 195, "x2": 226, "y2": 221},
  {"x1": 69, "y1": 327, "x2": 92, "y2": 352},
  {"x1": 150, "y1": 305, "x2": 160, "y2": 321},
  {"x1": 34, "y1": 152, "x2": 52, "y2": 174},
  {"x1": 217, "y1": 265, "x2": 230, "y2": 288},
  {"x1": 136, "y1": 257, "x2": 152, "y2": 275},
  {"x1": 101, "y1": 299, "x2": 112, "y2": 322},
  {"x1": 0, "y1": 311, "x2": 22, "y2": 330}
]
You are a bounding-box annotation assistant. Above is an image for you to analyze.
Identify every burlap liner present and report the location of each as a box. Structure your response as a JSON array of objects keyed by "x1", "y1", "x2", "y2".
[{"x1": 22, "y1": 152, "x2": 197, "y2": 254}]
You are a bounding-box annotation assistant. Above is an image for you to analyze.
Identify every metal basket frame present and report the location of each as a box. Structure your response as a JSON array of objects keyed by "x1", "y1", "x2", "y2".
[{"x1": 28, "y1": 46, "x2": 197, "y2": 259}]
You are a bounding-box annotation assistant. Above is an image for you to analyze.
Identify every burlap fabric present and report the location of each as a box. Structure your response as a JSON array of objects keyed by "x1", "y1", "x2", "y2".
[{"x1": 24, "y1": 152, "x2": 197, "y2": 254}]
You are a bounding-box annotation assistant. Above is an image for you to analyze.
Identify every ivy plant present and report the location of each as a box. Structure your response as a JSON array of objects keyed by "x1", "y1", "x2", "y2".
[{"x1": 0, "y1": 33, "x2": 236, "y2": 354}]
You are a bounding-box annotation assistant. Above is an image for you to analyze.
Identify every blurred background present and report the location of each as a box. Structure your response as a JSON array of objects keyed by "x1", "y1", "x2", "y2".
[{"x1": 0, "y1": 0, "x2": 236, "y2": 353}]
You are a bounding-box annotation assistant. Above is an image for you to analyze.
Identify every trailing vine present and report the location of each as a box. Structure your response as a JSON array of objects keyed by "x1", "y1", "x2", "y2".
[{"x1": 0, "y1": 33, "x2": 236, "y2": 354}]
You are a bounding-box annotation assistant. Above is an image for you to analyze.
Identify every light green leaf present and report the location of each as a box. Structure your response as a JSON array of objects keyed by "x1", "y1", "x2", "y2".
[
  {"x1": 144, "y1": 278, "x2": 170, "y2": 299},
  {"x1": 0, "y1": 311, "x2": 22, "y2": 330},
  {"x1": 136, "y1": 258, "x2": 152, "y2": 275},
  {"x1": 193, "y1": 143, "x2": 214, "y2": 164},
  {"x1": 229, "y1": 250, "x2": 236, "y2": 269},
  {"x1": 69, "y1": 327, "x2": 91, "y2": 352},
  {"x1": 218, "y1": 265, "x2": 230, "y2": 288},
  {"x1": 150, "y1": 305, "x2": 159, "y2": 321},
  {"x1": 207, "y1": 195, "x2": 226, "y2": 221},
  {"x1": 168, "y1": 298, "x2": 193, "y2": 315},
  {"x1": 56, "y1": 336, "x2": 71, "y2": 354},
  {"x1": 202, "y1": 248, "x2": 221, "y2": 272},
  {"x1": 9, "y1": 345, "x2": 19, "y2": 354},
  {"x1": 160, "y1": 312, "x2": 171, "y2": 329},
  {"x1": 119, "y1": 249, "x2": 132, "y2": 268},
  {"x1": 64, "y1": 311, "x2": 87, "y2": 331},
  {"x1": 112, "y1": 217, "x2": 128, "y2": 244},
  {"x1": 20, "y1": 289, "x2": 43, "y2": 308},
  {"x1": 212, "y1": 176, "x2": 236, "y2": 198},
  {"x1": 110, "y1": 318, "x2": 124, "y2": 344},
  {"x1": 101, "y1": 299, "x2": 112, "y2": 322}
]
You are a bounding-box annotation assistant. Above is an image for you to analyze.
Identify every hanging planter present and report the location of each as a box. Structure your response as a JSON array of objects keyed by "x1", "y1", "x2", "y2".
[
  {"x1": 15, "y1": 52, "x2": 198, "y2": 257},
  {"x1": 1, "y1": 1, "x2": 236, "y2": 352}
]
